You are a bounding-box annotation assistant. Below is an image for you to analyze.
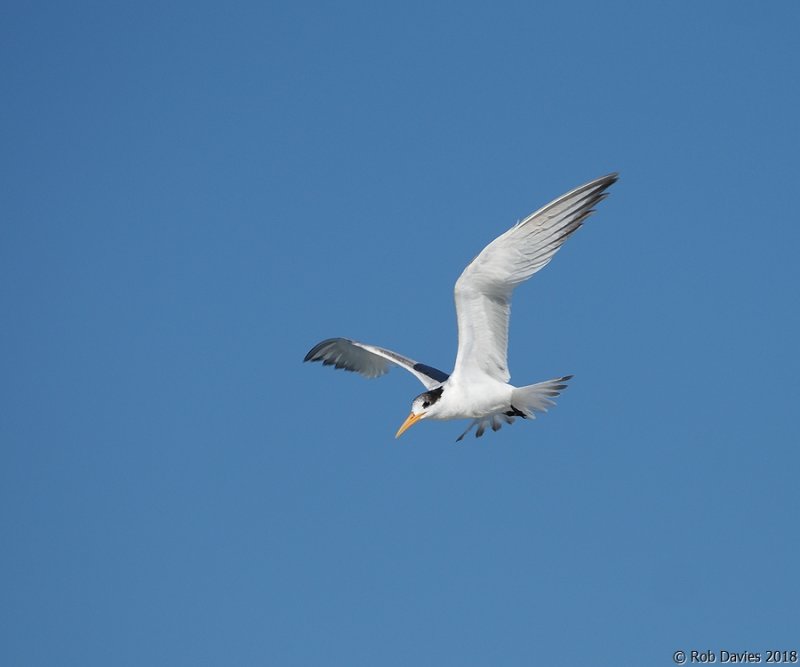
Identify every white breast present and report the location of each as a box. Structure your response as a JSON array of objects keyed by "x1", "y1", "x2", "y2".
[{"x1": 434, "y1": 379, "x2": 515, "y2": 420}]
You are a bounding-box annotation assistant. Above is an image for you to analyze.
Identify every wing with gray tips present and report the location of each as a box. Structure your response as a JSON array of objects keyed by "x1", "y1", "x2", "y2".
[
  {"x1": 304, "y1": 337, "x2": 449, "y2": 390},
  {"x1": 452, "y1": 173, "x2": 618, "y2": 383}
]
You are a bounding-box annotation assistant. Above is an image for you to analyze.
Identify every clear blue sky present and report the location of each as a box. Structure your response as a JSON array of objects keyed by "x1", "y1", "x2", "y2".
[{"x1": 2, "y1": 2, "x2": 799, "y2": 665}]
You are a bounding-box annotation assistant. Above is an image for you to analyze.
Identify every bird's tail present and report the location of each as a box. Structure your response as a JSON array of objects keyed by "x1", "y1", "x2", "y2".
[{"x1": 510, "y1": 375, "x2": 573, "y2": 418}]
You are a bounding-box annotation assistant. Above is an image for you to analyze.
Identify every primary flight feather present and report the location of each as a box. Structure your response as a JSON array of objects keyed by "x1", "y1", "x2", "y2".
[{"x1": 304, "y1": 173, "x2": 618, "y2": 440}]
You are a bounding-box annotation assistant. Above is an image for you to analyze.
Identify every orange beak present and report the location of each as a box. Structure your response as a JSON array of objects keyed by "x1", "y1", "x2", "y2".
[{"x1": 395, "y1": 412, "x2": 424, "y2": 438}]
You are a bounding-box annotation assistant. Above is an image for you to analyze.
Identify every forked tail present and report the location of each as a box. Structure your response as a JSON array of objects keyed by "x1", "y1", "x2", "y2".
[{"x1": 510, "y1": 375, "x2": 573, "y2": 417}]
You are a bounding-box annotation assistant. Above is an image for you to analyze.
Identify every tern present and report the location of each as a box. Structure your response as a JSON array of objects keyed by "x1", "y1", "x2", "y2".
[{"x1": 305, "y1": 173, "x2": 618, "y2": 440}]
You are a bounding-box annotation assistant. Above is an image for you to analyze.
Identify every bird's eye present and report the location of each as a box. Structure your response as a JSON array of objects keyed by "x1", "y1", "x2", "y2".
[{"x1": 422, "y1": 401, "x2": 430, "y2": 409}]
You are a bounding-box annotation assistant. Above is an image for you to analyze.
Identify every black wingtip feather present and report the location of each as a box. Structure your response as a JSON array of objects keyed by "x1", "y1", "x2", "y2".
[{"x1": 304, "y1": 338, "x2": 338, "y2": 363}]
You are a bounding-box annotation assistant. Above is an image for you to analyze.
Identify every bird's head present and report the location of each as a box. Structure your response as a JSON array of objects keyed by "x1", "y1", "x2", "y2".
[{"x1": 395, "y1": 386, "x2": 444, "y2": 438}]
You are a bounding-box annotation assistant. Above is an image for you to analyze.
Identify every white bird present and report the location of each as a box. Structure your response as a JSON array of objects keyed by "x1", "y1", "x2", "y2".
[{"x1": 305, "y1": 173, "x2": 618, "y2": 440}]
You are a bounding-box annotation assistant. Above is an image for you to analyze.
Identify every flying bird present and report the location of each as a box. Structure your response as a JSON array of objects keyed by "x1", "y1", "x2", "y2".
[{"x1": 305, "y1": 173, "x2": 618, "y2": 440}]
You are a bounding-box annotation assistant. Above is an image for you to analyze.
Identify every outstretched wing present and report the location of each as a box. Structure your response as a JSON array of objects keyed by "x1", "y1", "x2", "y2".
[
  {"x1": 304, "y1": 337, "x2": 449, "y2": 390},
  {"x1": 451, "y1": 173, "x2": 618, "y2": 383}
]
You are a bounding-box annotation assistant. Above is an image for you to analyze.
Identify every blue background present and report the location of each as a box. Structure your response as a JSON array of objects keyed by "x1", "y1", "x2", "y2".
[{"x1": 3, "y1": 2, "x2": 799, "y2": 665}]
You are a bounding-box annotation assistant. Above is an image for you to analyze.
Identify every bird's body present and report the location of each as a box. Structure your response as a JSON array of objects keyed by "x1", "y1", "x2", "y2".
[
  {"x1": 433, "y1": 377, "x2": 512, "y2": 421},
  {"x1": 305, "y1": 173, "x2": 618, "y2": 440}
]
